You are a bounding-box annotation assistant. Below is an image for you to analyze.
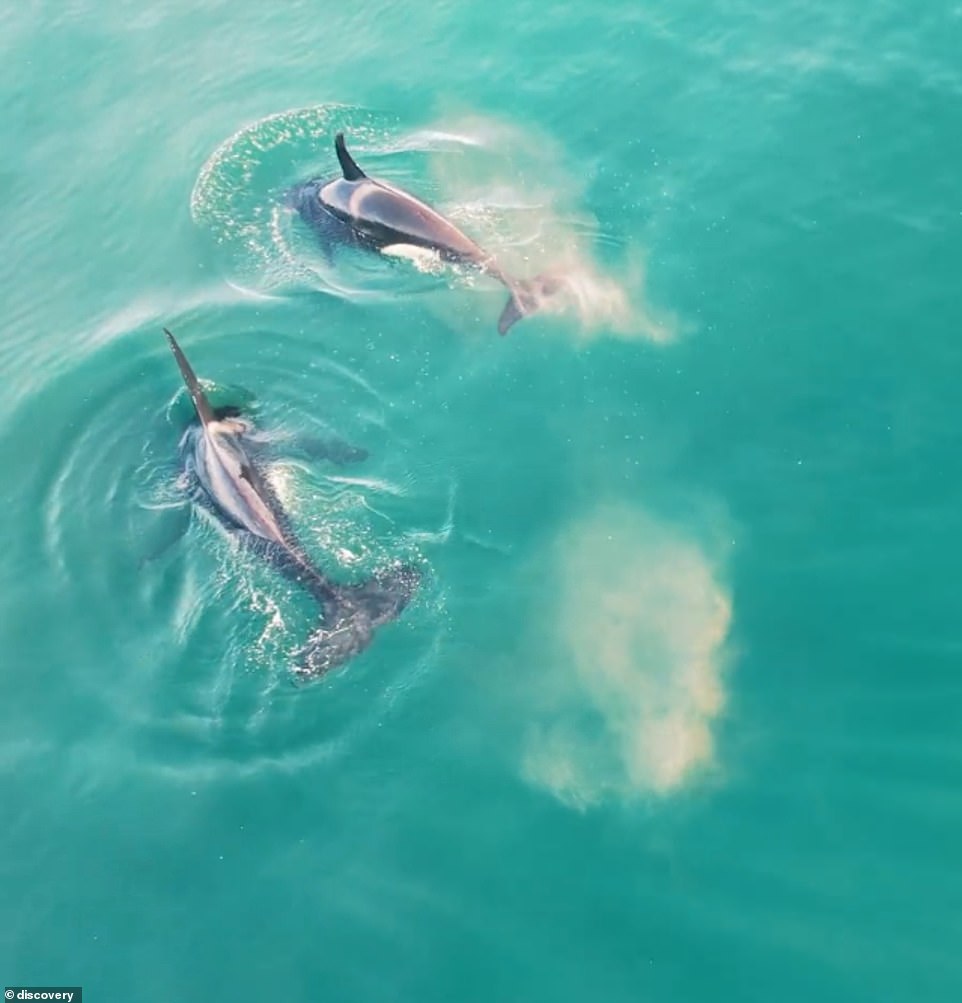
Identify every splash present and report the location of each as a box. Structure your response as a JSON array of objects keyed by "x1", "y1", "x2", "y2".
[{"x1": 522, "y1": 504, "x2": 732, "y2": 808}]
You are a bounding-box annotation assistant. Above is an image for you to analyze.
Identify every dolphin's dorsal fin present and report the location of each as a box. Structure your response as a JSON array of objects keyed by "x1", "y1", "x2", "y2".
[
  {"x1": 164, "y1": 328, "x2": 216, "y2": 426},
  {"x1": 335, "y1": 133, "x2": 366, "y2": 181}
]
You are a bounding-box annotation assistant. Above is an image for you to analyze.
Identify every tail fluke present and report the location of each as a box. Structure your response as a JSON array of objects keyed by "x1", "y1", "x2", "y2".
[
  {"x1": 497, "y1": 273, "x2": 562, "y2": 335},
  {"x1": 164, "y1": 328, "x2": 217, "y2": 425},
  {"x1": 294, "y1": 563, "x2": 421, "y2": 680}
]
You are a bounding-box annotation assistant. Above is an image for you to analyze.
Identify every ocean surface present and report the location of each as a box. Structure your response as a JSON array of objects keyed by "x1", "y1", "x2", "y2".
[{"x1": 2, "y1": 2, "x2": 961, "y2": 1000}]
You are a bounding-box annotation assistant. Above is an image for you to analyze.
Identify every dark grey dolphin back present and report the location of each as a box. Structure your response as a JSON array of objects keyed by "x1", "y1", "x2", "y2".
[
  {"x1": 329, "y1": 135, "x2": 489, "y2": 263},
  {"x1": 355, "y1": 185, "x2": 484, "y2": 257}
]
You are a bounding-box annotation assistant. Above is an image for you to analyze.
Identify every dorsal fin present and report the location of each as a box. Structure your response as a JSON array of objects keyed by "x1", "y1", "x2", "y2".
[
  {"x1": 164, "y1": 328, "x2": 216, "y2": 426},
  {"x1": 335, "y1": 132, "x2": 366, "y2": 181}
]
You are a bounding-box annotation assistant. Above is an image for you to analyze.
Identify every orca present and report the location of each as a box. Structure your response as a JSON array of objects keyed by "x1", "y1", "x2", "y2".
[
  {"x1": 290, "y1": 133, "x2": 557, "y2": 334},
  {"x1": 163, "y1": 328, "x2": 419, "y2": 679}
]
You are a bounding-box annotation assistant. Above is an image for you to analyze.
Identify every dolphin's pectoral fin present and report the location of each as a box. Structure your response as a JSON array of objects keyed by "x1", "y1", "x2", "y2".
[
  {"x1": 137, "y1": 503, "x2": 191, "y2": 569},
  {"x1": 303, "y1": 208, "x2": 348, "y2": 265},
  {"x1": 295, "y1": 434, "x2": 369, "y2": 466},
  {"x1": 316, "y1": 218, "x2": 359, "y2": 261}
]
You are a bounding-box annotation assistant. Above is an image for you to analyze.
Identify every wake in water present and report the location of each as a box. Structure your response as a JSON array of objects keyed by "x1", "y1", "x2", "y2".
[{"x1": 191, "y1": 104, "x2": 679, "y2": 342}]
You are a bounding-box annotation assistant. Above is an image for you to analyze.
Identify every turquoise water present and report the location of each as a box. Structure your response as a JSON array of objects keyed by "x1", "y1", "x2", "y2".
[{"x1": 3, "y1": 1, "x2": 962, "y2": 999}]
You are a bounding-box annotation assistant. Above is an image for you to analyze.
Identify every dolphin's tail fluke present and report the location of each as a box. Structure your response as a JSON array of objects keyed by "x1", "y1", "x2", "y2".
[
  {"x1": 294, "y1": 563, "x2": 421, "y2": 681},
  {"x1": 164, "y1": 328, "x2": 217, "y2": 425},
  {"x1": 498, "y1": 273, "x2": 563, "y2": 335}
]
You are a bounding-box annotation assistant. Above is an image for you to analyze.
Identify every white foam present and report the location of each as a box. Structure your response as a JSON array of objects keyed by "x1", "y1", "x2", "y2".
[{"x1": 380, "y1": 244, "x2": 446, "y2": 274}]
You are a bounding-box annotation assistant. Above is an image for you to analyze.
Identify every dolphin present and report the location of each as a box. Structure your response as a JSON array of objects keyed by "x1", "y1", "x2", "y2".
[
  {"x1": 163, "y1": 328, "x2": 419, "y2": 680},
  {"x1": 289, "y1": 132, "x2": 558, "y2": 334}
]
